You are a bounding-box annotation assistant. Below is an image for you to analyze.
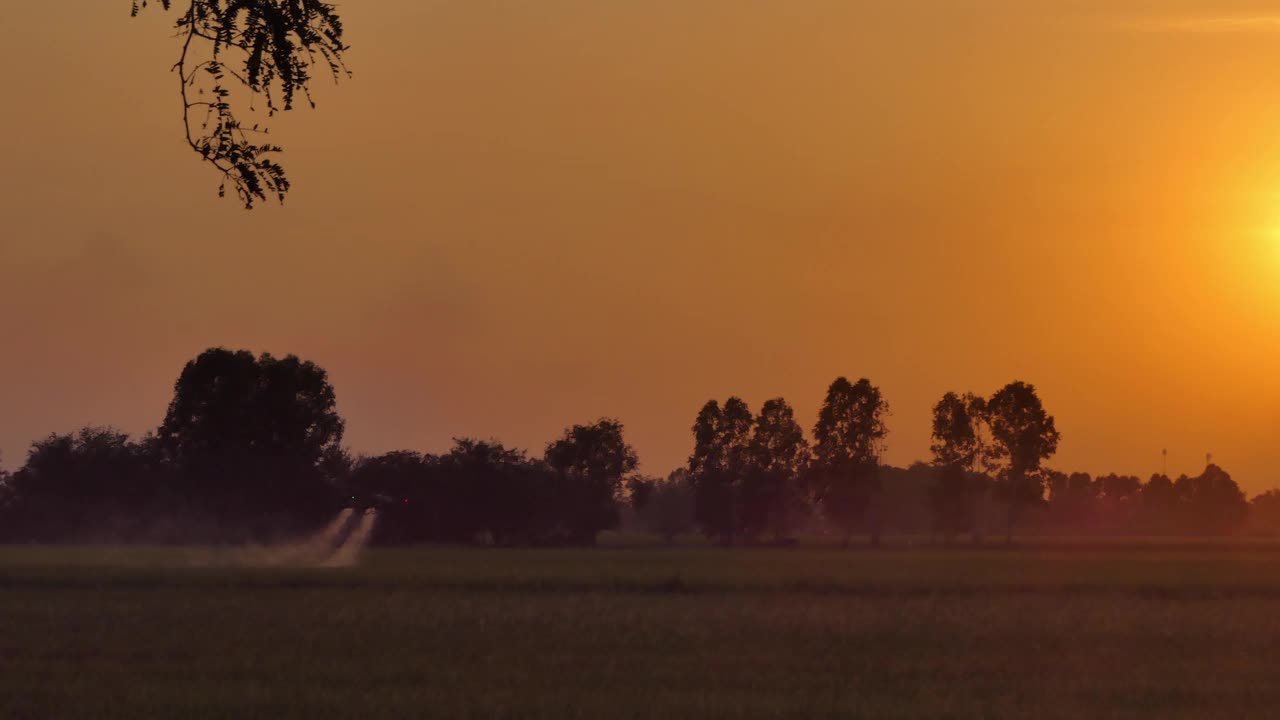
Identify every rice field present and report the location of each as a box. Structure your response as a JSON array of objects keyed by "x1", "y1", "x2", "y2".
[{"x1": 4, "y1": 541, "x2": 1280, "y2": 718}]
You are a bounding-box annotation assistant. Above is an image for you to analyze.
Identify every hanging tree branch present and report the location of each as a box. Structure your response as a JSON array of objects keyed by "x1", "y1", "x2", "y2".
[{"x1": 132, "y1": 0, "x2": 350, "y2": 208}]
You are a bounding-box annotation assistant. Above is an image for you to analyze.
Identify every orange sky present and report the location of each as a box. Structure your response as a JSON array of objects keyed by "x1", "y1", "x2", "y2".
[{"x1": 1, "y1": 1, "x2": 1278, "y2": 489}]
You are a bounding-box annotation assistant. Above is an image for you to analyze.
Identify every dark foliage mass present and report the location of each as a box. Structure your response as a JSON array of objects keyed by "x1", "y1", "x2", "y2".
[
  {"x1": 0, "y1": 429, "x2": 170, "y2": 542},
  {"x1": 811, "y1": 378, "x2": 890, "y2": 547},
  {"x1": 131, "y1": 0, "x2": 349, "y2": 207},
  {"x1": 0, "y1": 349, "x2": 641, "y2": 546},
  {"x1": 675, "y1": 378, "x2": 1252, "y2": 545},
  {"x1": 0, "y1": 351, "x2": 1265, "y2": 546},
  {"x1": 627, "y1": 470, "x2": 696, "y2": 544},
  {"x1": 158, "y1": 348, "x2": 344, "y2": 530},
  {"x1": 545, "y1": 419, "x2": 640, "y2": 544},
  {"x1": 1, "y1": 349, "x2": 346, "y2": 542},
  {"x1": 344, "y1": 430, "x2": 636, "y2": 547}
]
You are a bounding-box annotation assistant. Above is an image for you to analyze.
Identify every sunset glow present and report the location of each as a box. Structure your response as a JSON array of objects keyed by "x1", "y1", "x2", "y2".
[
  {"x1": 9, "y1": 3, "x2": 1280, "y2": 717},
  {"x1": 2, "y1": 0, "x2": 1279, "y2": 489}
]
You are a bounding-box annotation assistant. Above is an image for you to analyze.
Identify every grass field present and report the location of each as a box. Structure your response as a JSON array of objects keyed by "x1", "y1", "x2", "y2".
[{"x1": 5, "y1": 541, "x2": 1280, "y2": 718}]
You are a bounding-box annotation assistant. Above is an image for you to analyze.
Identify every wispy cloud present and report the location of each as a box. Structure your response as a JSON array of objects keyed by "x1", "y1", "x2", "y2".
[{"x1": 1124, "y1": 16, "x2": 1280, "y2": 33}]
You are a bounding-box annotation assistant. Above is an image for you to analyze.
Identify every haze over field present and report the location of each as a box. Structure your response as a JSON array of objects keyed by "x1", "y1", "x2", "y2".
[{"x1": 2, "y1": 1, "x2": 1278, "y2": 488}]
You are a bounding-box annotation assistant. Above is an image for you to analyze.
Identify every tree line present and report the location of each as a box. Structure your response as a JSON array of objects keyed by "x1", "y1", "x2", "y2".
[
  {"x1": 0, "y1": 349, "x2": 637, "y2": 545},
  {"x1": 0, "y1": 348, "x2": 1265, "y2": 545},
  {"x1": 635, "y1": 379, "x2": 1253, "y2": 545}
]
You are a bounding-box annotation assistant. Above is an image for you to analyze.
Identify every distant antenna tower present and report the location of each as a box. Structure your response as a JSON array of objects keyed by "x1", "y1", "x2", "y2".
[
  {"x1": 1206, "y1": 452, "x2": 1213, "y2": 468},
  {"x1": 1162, "y1": 448, "x2": 1167, "y2": 476}
]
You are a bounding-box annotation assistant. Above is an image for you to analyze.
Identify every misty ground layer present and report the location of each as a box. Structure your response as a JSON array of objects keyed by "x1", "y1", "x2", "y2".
[{"x1": 4, "y1": 545, "x2": 1280, "y2": 718}]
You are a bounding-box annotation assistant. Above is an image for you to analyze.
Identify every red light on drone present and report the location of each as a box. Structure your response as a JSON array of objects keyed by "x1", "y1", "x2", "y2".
[{"x1": 403, "y1": 498, "x2": 409, "y2": 503}]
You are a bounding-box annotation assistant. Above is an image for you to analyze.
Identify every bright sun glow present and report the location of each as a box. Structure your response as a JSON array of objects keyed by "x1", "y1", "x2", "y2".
[
  {"x1": 1249, "y1": 192, "x2": 1280, "y2": 277},
  {"x1": 1265, "y1": 211, "x2": 1280, "y2": 273}
]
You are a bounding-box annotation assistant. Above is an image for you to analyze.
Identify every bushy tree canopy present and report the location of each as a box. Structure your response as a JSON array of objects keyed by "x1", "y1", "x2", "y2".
[
  {"x1": 544, "y1": 419, "x2": 639, "y2": 544},
  {"x1": 688, "y1": 398, "x2": 753, "y2": 544},
  {"x1": 929, "y1": 392, "x2": 987, "y2": 540},
  {"x1": 811, "y1": 377, "x2": 889, "y2": 546},
  {"x1": 985, "y1": 381, "x2": 1059, "y2": 541},
  {"x1": 742, "y1": 398, "x2": 809, "y2": 541},
  {"x1": 158, "y1": 348, "x2": 344, "y2": 522}
]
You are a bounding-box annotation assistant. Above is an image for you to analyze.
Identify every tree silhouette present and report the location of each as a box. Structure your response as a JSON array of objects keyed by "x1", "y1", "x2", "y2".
[
  {"x1": 811, "y1": 377, "x2": 889, "y2": 547},
  {"x1": 688, "y1": 398, "x2": 753, "y2": 544},
  {"x1": 438, "y1": 439, "x2": 555, "y2": 545},
  {"x1": 631, "y1": 469, "x2": 696, "y2": 544},
  {"x1": 1140, "y1": 473, "x2": 1178, "y2": 534},
  {"x1": 131, "y1": 0, "x2": 349, "y2": 207},
  {"x1": 1175, "y1": 464, "x2": 1248, "y2": 535},
  {"x1": 6, "y1": 350, "x2": 1276, "y2": 545},
  {"x1": 1249, "y1": 489, "x2": 1280, "y2": 535},
  {"x1": 743, "y1": 398, "x2": 809, "y2": 543},
  {"x1": 0, "y1": 458, "x2": 9, "y2": 529},
  {"x1": 626, "y1": 475, "x2": 657, "y2": 511},
  {"x1": 1047, "y1": 471, "x2": 1097, "y2": 531},
  {"x1": 544, "y1": 419, "x2": 639, "y2": 545},
  {"x1": 929, "y1": 392, "x2": 987, "y2": 542},
  {"x1": 984, "y1": 381, "x2": 1059, "y2": 543},
  {"x1": 878, "y1": 462, "x2": 943, "y2": 538},
  {"x1": 689, "y1": 400, "x2": 726, "y2": 541},
  {"x1": 158, "y1": 348, "x2": 344, "y2": 530},
  {"x1": 345, "y1": 450, "x2": 432, "y2": 544},
  {"x1": 0, "y1": 428, "x2": 164, "y2": 542},
  {"x1": 1095, "y1": 473, "x2": 1142, "y2": 532}
]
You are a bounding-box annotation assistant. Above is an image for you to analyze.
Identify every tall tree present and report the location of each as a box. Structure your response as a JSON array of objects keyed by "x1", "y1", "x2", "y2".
[
  {"x1": 689, "y1": 400, "x2": 728, "y2": 542},
  {"x1": 984, "y1": 381, "x2": 1060, "y2": 543},
  {"x1": 158, "y1": 348, "x2": 344, "y2": 529},
  {"x1": 132, "y1": 0, "x2": 350, "y2": 207},
  {"x1": 721, "y1": 397, "x2": 755, "y2": 496},
  {"x1": 544, "y1": 419, "x2": 639, "y2": 545},
  {"x1": 743, "y1": 398, "x2": 809, "y2": 543},
  {"x1": 929, "y1": 392, "x2": 986, "y2": 542},
  {"x1": 688, "y1": 398, "x2": 753, "y2": 544},
  {"x1": 811, "y1": 377, "x2": 890, "y2": 547}
]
